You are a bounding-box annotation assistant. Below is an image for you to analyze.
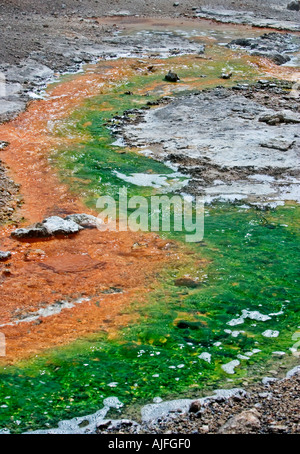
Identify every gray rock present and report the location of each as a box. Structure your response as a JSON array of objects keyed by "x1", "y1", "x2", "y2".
[
  {"x1": 174, "y1": 277, "x2": 201, "y2": 288},
  {"x1": 0, "y1": 99, "x2": 26, "y2": 123},
  {"x1": 0, "y1": 141, "x2": 9, "y2": 150},
  {"x1": 287, "y1": 1, "x2": 300, "y2": 11},
  {"x1": 10, "y1": 213, "x2": 102, "y2": 240},
  {"x1": 141, "y1": 388, "x2": 246, "y2": 422},
  {"x1": 64, "y1": 213, "x2": 99, "y2": 228},
  {"x1": 218, "y1": 408, "x2": 261, "y2": 434},
  {"x1": 286, "y1": 365, "x2": 300, "y2": 378},
  {"x1": 4, "y1": 59, "x2": 54, "y2": 86},
  {"x1": 269, "y1": 53, "x2": 291, "y2": 65},
  {"x1": 259, "y1": 112, "x2": 300, "y2": 125},
  {"x1": 0, "y1": 251, "x2": 11, "y2": 261},
  {"x1": 194, "y1": 8, "x2": 300, "y2": 32},
  {"x1": 258, "y1": 392, "x2": 272, "y2": 398},
  {"x1": 262, "y1": 377, "x2": 278, "y2": 385},
  {"x1": 42, "y1": 216, "x2": 83, "y2": 235},
  {"x1": 268, "y1": 423, "x2": 288, "y2": 433},
  {"x1": 260, "y1": 138, "x2": 295, "y2": 151},
  {"x1": 11, "y1": 223, "x2": 49, "y2": 239},
  {"x1": 23, "y1": 396, "x2": 124, "y2": 434},
  {"x1": 11, "y1": 216, "x2": 83, "y2": 239},
  {"x1": 5, "y1": 82, "x2": 23, "y2": 96}
]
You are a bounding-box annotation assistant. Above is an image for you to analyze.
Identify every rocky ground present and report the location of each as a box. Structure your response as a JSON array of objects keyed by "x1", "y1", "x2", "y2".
[
  {"x1": 0, "y1": 142, "x2": 21, "y2": 226},
  {"x1": 96, "y1": 368, "x2": 300, "y2": 434},
  {"x1": 0, "y1": 1, "x2": 299, "y2": 69},
  {"x1": 0, "y1": 0, "x2": 299, "y2": 120},
  {"x1": 117, "y1": 80, "x2": 300, "y2": 205},
  {"x1": 0, "y1": 0, "x2": 299, "y2": 435},
  {"x1": 17, "y1": 366, "x2": 300, "y2": 434}
]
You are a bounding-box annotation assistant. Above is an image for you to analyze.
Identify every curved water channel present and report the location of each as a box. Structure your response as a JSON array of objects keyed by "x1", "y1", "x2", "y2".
[{"x1": 0, "y1": 17, "x2": 299, "y2": 433}]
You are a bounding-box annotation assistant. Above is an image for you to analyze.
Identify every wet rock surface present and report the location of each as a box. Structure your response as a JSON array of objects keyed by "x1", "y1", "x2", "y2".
[
  {"x1": 0, "y1": 15, "x2": 203, "y2": 124},
  {"x1": 101, "y1": 31, "x2": 203, "y2": 59},
  {"x1": 192, "y1": 4, "x2": 300, "y2": 32},
  {"x1": 121, "y1": 82, "x2": 300, "y2": 204},
  {"x1": 228, "y1": 32, "x2": 300, "y2": 65}
]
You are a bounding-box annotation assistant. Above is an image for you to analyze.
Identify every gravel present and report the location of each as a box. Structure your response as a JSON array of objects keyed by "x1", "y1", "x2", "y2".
[{"x1": 96, "y1": 371, "x2": 300, "y2": 434}]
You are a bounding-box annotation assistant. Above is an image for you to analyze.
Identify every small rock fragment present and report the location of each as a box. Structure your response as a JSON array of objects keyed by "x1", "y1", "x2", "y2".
[
  {"x1": 174, "y1": 277, "x2": 200, "y2": 288},
  {"x1": 165, "y1": 70, "x2": 180, "y2": 82},
  {"x1": 0, "y1": 251, "x2": 11, "y2": 261},
  {"x1": 218, "y1": 409, "x2": 261, "y2": 434},
  {"x1": 287, "y1": 1, "x2": 300, "y2": 11},
  {"x1": 221, "y1": 72, "x2": 232, "y2": 79},
  {"x1": 0, "y1": 141, "x2": 9, "y2": 150},
  {"x1": 189, "y1": 400, "x2": 202, "y2": 413}
]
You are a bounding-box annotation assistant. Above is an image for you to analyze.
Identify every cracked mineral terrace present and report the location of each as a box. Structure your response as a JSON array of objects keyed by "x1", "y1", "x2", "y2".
[{"x1": 120, "y1": 83, "x2": 300, "y2": 205}]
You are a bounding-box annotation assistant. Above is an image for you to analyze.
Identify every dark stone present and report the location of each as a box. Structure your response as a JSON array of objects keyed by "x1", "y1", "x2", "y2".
[
  {"x1": 78, "y1": 419, "x2": 90, "y2": 428},
  {"x1": 221, "y1": 72, "x2": 232, "y2": 79},
  {"x1": 189, "y1": 400, "x2": 202, "y2": 413},
  {"x1": 11, "y1": 223, "x2": 49, "y2": 239},
  {"x1": 270, "y1": 53, "x2": 290, "y2": 65},
  {"x1": 287, "y1": 1, "x2": 300, "y2": 11},
  {"x1": 174, "y1": 277, "x2": 200, "y2": 287},
  {"x1": 176, "y1": 320, "x2": 202, "y2": 330},
  {"x1": 147, "y1": 100, "x2": 160, "y2": 106},
  {"x1": 230, "y1": 38, "x2": 253, "y2": 47},
  {"x1": 0, "y1": 141, "x2": 9, "y2": 150},
  {"x1": 165, "y1": 70, "x2": 180, "y2": 82}
]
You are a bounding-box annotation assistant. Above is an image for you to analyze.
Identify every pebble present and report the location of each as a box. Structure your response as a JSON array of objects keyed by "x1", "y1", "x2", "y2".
[{"x1": 0, "y1": 251, "x2": 11, "y2": 261}]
